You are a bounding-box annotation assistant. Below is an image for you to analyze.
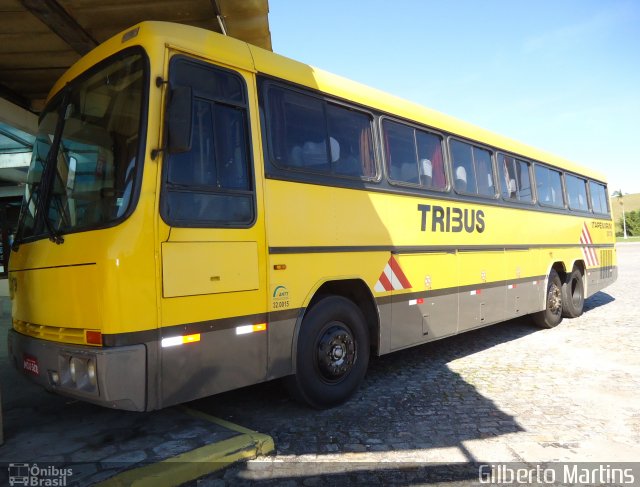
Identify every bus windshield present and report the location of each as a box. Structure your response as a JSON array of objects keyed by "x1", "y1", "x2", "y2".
[{"x1": 16, "y1": 51, "x2": 146, "y2": 243}]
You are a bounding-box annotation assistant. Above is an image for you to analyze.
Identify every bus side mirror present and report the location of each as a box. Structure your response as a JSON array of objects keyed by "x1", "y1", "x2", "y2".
[{"x1": 167, "y1": 86, "x2": 192, "y2": 154}]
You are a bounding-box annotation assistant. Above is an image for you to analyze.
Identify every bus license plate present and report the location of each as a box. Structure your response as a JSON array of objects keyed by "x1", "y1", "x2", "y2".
[{"x1": 23, "y1": 354, "x2": 40, "y2": 376}]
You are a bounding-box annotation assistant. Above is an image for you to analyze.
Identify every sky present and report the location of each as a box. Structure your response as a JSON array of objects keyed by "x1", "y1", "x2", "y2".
[{"x1": 268, "y1": 0, "x2": 640, "y2": 195}]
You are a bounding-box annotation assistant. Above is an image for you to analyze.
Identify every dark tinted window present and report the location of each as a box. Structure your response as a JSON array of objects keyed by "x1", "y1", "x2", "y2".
[
  {"x1": 589, "y1": 181, "x2": 609, "y2": 214},
  {"x1": 384, "y1": 121, "x2": 418, "y2": 184},
  {"x1": 383, "y1": 119, "x2": 446, "y2": 189},
  {"x1": 268, "y1": 88, "x2": 327, "y2": 172},
  {"x1": 498, "y1": 154, "x2": 533, "y2": 203},
  {"x1": 450, "y1": 139, "x2": 495, "y2": 197},
  {"x1": 163, "y1": 59, "x2": 253, "y2": 227},
  {"x1": 566, "y1": 174, "x2": 589, "y2": 211},
  {"x1": 266, "y1": 85, "x2": 375, "y2": 179},
  {"x1": 170, "y1": 60, "x2": 245, "y2": 105},
  {"x1": 416, "y1": 131, "x2": 447, "y2": 190},
  {"x1": 327, "y1": 105, "x2": 376, "y2": 178},
  {"x1": 535, "y1": 165, "x2": 564, "y2": 208}
]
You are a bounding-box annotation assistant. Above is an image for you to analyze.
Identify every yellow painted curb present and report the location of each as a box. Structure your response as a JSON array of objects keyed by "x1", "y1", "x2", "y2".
[{"x1": 97, "y1": 409, "x2": 274, "y2": 487}]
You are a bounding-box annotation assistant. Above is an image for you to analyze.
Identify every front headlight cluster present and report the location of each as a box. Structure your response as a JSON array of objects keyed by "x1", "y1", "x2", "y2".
[{"x1": 62, "y1": 355, "x2": 98, "y2": 391}]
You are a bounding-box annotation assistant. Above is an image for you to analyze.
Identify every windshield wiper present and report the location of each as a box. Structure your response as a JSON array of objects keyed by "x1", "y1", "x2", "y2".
[
  {"x1": 34, "y1": 88, "x2": 71, "y2": 245},
  {"x1": 42, "y1": 211, "x2": 64, "y2": 244}
]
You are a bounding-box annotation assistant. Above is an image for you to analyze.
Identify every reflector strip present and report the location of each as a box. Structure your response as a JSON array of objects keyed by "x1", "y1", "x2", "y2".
[
  {"x1": 470, "y1": 289, "x2": 482, "y2": 295},
  {"x1": 236, "y1": 323, "x2": 267, "y2": 335},
  {"x1": 507, "y1": 284, "x2": 516, "y2": 290},
  {"x1": 409, "y1": 298, "x2": 424, "y2": 306},
  {"x1": 161, "y1": 333, "x2": 201, "y2": 348},
  {"x1": 533, "y1": 280, "x2": 538, "y2": 285}
]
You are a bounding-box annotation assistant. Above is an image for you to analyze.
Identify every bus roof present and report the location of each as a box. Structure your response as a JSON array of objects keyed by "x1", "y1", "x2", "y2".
[
  {"x1": 249, "y1": 45, "x2": 607, "y2": 183},
  {"x1": 50, "y1": 21, "x2": 608, "y2": 183}
]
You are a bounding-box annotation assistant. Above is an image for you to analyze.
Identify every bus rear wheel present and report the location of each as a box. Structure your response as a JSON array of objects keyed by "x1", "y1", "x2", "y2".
[
  {"x1": 561, "y1": 267, "x2": 585, "y2": 318},
  {"x1": 532, "y1": 269, "x2": 563, "y2": 329},
  {"x1": 287, "y1": 296, "x2": 369, "y2": 409}
]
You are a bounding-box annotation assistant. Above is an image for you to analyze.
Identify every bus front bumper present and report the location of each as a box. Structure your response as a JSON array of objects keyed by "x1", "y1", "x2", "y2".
[{"x1": 8, "y1": 329, "x2": 147, "y2": 411}]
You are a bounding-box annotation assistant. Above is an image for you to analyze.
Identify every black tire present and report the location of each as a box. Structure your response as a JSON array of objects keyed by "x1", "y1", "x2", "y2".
[
  {"x1": 286, "y1": 296, "x2": 369, "y2": 409},
  {"x1": 561, "y1": 267, "x2": 585, "y2": 318},
  {"x1": 532, "y1": 269, "x2": 563, "y2": 329}
]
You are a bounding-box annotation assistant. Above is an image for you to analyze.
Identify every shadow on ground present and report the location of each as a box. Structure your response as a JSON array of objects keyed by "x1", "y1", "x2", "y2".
[
  {"x1": 188, "y1": 292, "x2": 611, "y2": 484},
  {"x1": 187, "y1": 317, "x2": 544, "y2": 484},
  {"x1": 582, "y1": 291, "x2": 614, "y2": 312}
]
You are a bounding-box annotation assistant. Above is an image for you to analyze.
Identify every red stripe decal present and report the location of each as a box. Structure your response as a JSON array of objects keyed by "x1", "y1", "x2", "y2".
[
  {"x1": 580, "y1": 223, "x2": 598, "y2": 266},
  {"x1": 388, "y1": 256, "x2": 412, "y2": 289},
  {"x1": 378, "y1": 271, "x2": 394, "y2": 292}
]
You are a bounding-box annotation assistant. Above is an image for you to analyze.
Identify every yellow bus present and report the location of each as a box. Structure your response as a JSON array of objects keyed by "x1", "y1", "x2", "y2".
[{"x1": 8, "y1": 22, "x2": 617, "y2": 411}]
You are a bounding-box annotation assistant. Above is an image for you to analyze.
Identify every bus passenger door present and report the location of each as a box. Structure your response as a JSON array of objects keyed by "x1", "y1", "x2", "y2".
[{"x1": 158, "y1": 54, "x2": 268, "y2": 407}]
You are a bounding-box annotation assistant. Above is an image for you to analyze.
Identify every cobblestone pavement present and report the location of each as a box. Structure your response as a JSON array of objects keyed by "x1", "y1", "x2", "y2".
[{"x1": 190, "y1": 244, "x2": 640, "y2": 485}]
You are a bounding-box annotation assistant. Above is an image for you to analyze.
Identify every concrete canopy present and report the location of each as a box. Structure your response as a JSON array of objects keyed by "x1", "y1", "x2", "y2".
[
  {"x1": 0, "y1": 0, "x2": 271, "y2": 202},
  {"x1": 0, "y1": 0, "x2": 272, "y2": 113}
]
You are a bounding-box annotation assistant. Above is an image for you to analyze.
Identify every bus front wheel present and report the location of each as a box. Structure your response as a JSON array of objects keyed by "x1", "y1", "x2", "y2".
[
  {"x1": 532, "y1": 269, "x2": 563, "y2": 329},
  {"x1": 287, "y1": 296, "x2": 369, "y2": 409},
  {"x1": 561, "y1": 267, "x2": 585, "y2": 318}
]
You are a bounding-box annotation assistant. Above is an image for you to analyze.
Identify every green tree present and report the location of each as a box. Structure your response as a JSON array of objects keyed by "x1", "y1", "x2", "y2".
[{"x1": 622, "y1": 210, "x2": 640, "y2": 236}]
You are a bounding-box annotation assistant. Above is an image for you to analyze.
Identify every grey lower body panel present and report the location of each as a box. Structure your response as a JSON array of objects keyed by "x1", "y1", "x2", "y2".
[
  {"x1": 8, "y1": 330, "x2": 147, "y2": 411},
  {"x1": 267, "y1": 310, "x2": 299, "y2": 379},
  {"x1": 586, "y1": 265, "x2": 618, "y2": 298},
  {"x1": 384, "y1": 265, "x2": 617, "y2": 353},
  {"x1": 386, "y1": 277, "x2": 546, "y2": 353},
  {"x1": 159, "y1": 326, "x2": 269, "y2": 408}
]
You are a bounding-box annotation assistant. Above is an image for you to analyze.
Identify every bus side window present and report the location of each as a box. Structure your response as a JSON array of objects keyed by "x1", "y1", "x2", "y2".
[
  {"x1": 266, "y1": 85, "x2": 375, "y2": 179},
  {"x1": 383, "y1": 120, "x2": 419, "y2": 184},
  {"x1": 499, "y1": 154, "x2": 533, "y2": 203},
  {"x1": 450, "y1": 140, "x2": 476, "y2": 194},
  {"x1": 383, "y1": 120, "x2": 446, "y2": 190},
  {"x1": 589, "y1": 181, "x2": 609, "y2": 214},
  {"x1": 515, "y1": 159, "x2": 533, "y2": 202},
  {"x1": 474, "y1": 147, "x2": 495, "y2": 197},
  {"x1": 416, "y1": 131, "x2": 446, "y2": 190},
  {"x1": 535, "y1": 165, "x2": 565, "y2": 208},
  {"x1": 566, "y1": 174, "x2": 589, "y2": 212},
  {"x1": 450, "y1": 139, "x2": 495, "y2": 197},
  {"x1": 287, "y1": 98, "x2": 328, "y2": 172},
  {"x1": 327, "y1": 104, "x2": 375, "y2": 178}
]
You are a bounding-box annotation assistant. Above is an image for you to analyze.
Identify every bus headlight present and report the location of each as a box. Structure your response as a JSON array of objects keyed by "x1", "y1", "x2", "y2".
[
  {"x1": 69, "y1": 358, "x2": 78, "y2": 384},
  {"x1": 87, "y1": 359, "x2": 97, "y2": 386},
  {"x1": 64, "y1": 355, "x2": 98, "y2": 392}
]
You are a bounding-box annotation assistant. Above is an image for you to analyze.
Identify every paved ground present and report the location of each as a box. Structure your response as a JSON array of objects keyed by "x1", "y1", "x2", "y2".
[{"x1": 188, "y1": 244, "x2": 640, "y2": 485}]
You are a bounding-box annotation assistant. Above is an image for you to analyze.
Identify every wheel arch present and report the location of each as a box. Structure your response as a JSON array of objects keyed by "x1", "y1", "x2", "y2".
[
  {"x1": 571, "y1": 258, "x2": 587, "y2": 296},
  {"x1": 551, "y1": 261, "x2": 567, "y2": 282},
  {"x1": 290, "y1": 278, "x2": 380, "y2": 373},
  {"x1": 570, "y1": 259, "x2": 586, "y2": 275},
  {"x1": 537, "y1": 262, "x2": 567, "y2": 311}
]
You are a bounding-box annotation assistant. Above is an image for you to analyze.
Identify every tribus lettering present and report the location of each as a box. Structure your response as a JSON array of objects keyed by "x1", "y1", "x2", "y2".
[{"x1": 418, "y1": 204, "x2": 485, "y2": 233}]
